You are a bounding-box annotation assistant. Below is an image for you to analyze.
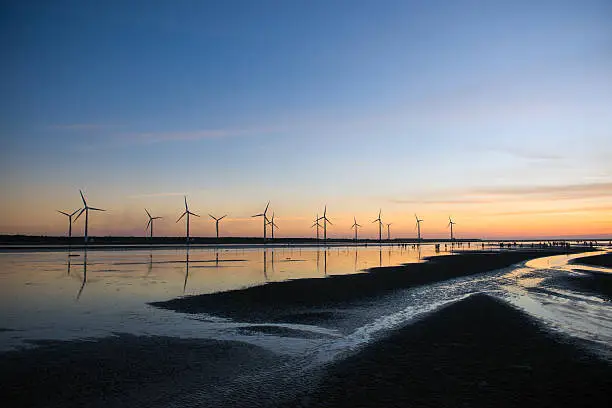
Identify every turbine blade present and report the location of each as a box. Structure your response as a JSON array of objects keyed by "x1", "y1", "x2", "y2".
[
  {"x1": 146, "y1": 219, "x2": 151, "y2": 229},
  {"x1": 74, "y1": 208, "x2": 86, "y2": 221},
  {"x1": 145, "y1": 208, "x2": 151, "y2": 218},
  {"x1": 264, "y1": 201, "x2": 270, "y2": 214},
  {"x1": 253, "y1": 213, "x2": 264, "y2": 217},
  {"x1": 190, "y1": 212, "x2": 200, "y2": 217},
  {"x1": 89, "y1": 207, "x2": 105, "y2": 211},
  {"x1": 184, "y1": 196, "x2": 188, "y2": 210},
  {"x1": 209, "y1": 214, "x2": 216, "y2": 220},
  {"x1": 176, "y1": 212, "x2": 186, "y2": 223},
  {"x1": 219, "y1": 215, "x2": 227, "y2": 220},
  {"x1": 326, "y1": 218, "x2": 333, "y2": 225},
  {"x1": 57, "y1": 210, "x2": 70, "y2": 216},
  {"x1": 80, "y1": 190, "x2": 87, "y2": 206},
  {"x1": 70, "y1": 208, "x2": 81, "y2": 217}
]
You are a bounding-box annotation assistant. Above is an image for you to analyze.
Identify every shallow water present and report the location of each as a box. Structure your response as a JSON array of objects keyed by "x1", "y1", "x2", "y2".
[{"x1": 0, "y1": 243, "x2": 472, "y2": 350}]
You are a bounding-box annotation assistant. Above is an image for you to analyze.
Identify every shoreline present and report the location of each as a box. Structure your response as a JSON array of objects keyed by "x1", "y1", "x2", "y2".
[{"x1": 151, "y1": 249, "x2": 580, "y2": 326}]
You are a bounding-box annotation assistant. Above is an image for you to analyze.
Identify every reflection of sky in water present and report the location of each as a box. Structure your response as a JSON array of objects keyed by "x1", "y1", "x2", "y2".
[
  {"x1": 0, "y1": 246, "x2": 610, "y2": 363},
  {"x1": 0, "y1": 244, "x2": 459, "y2": 350}
]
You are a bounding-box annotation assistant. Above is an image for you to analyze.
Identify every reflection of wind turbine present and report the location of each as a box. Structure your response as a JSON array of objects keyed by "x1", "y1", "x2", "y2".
[
  {"x1": 267, "y1": 212, "x2": 279, "y2": 239},
  {"x1": 76, "y1": 250, "x2": 88, "y2": 300},
  {"x1": 183, "y1": 250, "x2": 190, "y2": 293},
  {"x1": 311, "y1": 214, "x2": 323, "y2": 242},
  {"x1": 372, "y1": 209, "x2": 383, "y2": 242},
  {"x1": 415, "y1": 214, "x2": 423, "y2": 242},
  {"x1": 317, "y1": 206, "x2": 332, "y2": 242},
  {"x1": 386, "y1": 223, "x2": 392, "y2": 241},
  {"x1": 351, "y1": 217, "x2": 361, "y2": 241},
  {"x1": 145, "y1": 209, "x2": 162, "y2": 239},
  {"x1": 74, "y1": 190, "x2": 105, "y2": 243},
  {"x1": 57, "y1": 208, "x2": 81, "y2": 245},
  {"x1": 208, "y1": 213, "x2": 227, "y2": 239},
  {"x1": 176, "y1": 196, "x2": 199, "y2": 245},
  {"x1": 448, "y1": 216, "x2": 456, "y2": 240},
  {"x1": 252, "y1": 202, "x2": 270, "y2": 242}
]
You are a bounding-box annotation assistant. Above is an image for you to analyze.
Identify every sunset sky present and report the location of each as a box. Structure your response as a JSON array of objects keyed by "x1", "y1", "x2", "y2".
[{"x1": 1, "y1": 0, "x2": 611, "y2": 239}]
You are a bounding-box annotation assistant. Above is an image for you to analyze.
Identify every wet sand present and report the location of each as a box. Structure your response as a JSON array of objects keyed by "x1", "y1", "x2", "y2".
[
  {"x1": 290, "y1": 294, "x2": 612, "y2": 408},
  {"x1": 0, "y1": 335, "x2": 289, "y2": 408},
  {"x1": 571, "y1": 252, "x2": 612, "y2": 268},
  {"x1": 152, "y1": 250, "x2": 571, "y2": 326}
]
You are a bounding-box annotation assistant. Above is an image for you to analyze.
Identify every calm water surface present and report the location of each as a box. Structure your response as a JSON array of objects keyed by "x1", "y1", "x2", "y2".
[{"x1": 1, "y1": 244, "x2": 611, "y2": 364}]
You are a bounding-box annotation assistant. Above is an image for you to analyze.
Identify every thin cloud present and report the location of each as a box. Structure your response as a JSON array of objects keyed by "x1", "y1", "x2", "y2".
[
  {"x1": 123, "y1": 125, "x2": 281, "y2": 145},
  {"x1": 48, "y1": 123, "x2": 117, "y2": 131},
  {"x1": 489, "y1": 205, "x2": 612, "y2": 216},
  {"x1": 390, "y1": 182, "x2": 612, "y2": 205},
  {"x1": 128, "y1": 192, "x2": 186, "y2": 199},
  {"x1": 471, "y1": 182, "x2": 612, "y2": 199}
]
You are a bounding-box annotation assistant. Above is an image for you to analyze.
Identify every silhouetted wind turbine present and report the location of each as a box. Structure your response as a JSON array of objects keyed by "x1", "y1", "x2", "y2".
[
  {"x1": 372, "y1": 209, "x2": 383, "y2": 242},
  {"x1": 415, "y1": 214, "x2": 423, "y2": 242},
  {"x1": 386, "y1": 223, "x2": 392, "y2": 241},
  {"x1": 317, "y1": 206, "x2": 332, "y2": 242},
  {"x1": 311, "y1": 213, "x2": 323, "y2": 242},
  {"x1": 145, "y1": 209, "x2": 162, "y2": 239},
  {"x1": 208, "y1": 213, "x2": 227, "y2": 239},
  {"x1": 351, "y1": 216, "x2": 361, "y2": 241},
  {"x1": 176, "y1": 196, "x2": 199, "y2": 244},
  {"x1": 252, "y1": 201, "x2": 270, "y2": 242},
  {"x1": 57, "y1": 208, "x2": 81, "y2": 244},
  {"x1": 74, "y1": 190, "x2": 105, "y2": 243},
  {"x1": 267, "y1": 212, "x2": 279, "y2": 239},
  {"x1": 448, "y1": 216, "x2": 456, "y2": 241}
]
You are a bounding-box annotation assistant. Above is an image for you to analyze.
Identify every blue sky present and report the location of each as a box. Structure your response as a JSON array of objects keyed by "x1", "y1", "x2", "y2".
[{"x1": 1, "y1": 0, "x2": 611, "y2": 238}]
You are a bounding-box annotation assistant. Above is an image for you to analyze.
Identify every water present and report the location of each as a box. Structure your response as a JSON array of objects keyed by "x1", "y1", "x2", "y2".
[{"x1": 1, "y1": 244, "x2": 610, "y2": 361}]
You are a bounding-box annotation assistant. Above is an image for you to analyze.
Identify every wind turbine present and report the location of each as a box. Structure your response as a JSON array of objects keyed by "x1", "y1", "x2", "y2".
[
  {"x1": 145, "y1": 209, "x2": 162, "y2": 239},
  {"x1": 372, "y1": 209, "x2": 383, "y2": 242},
  {"x1": 267, "y1": 212, "x2": 279, "y2": 239},
  {"x1": 448, "y1": 216, "x2": 456, "y2": 241},
  {"x1": 176, "y1": 196, "x2": 199, "y2": 244},
  {"x1": 351, "y1": 216, "x2": 361, "y2": 241},
  {"x1": 415, "y1": 214, "x2": 423, "y2": 242},
  {"x1": 74, "y1": 190, "x2": 105, "y2": 243},
  {"x1": 311, "y1": 213, "x2": 323, "y2": 242},
  {"x1": 386, "y1": 223, "x2": 392, "y2": 241},
  {"x1": 57, "y1": 208, "x2": 81, "y2": 244},
  {"x1": 317, "y1": 206, "x2": 332, "y2": 242},
  {"x1": 252, "y1": 201, "x2": 270, "y2": 242},
  {"x1": 208, "y1": 213, "x2": 227, "y2": 239}
]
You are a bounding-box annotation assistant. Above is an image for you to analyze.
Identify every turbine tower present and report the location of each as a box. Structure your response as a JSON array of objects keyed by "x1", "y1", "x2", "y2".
[
  {"x1": 145, "y1": 209, "x2": 162, "y2": 239},
  {"x1": 448, "y1": 216, "x2": 456, "y2": 241},
  {"x1": 57, "y1": 208, "x2": 81, "y2": 243},
  {"x1": 208, "y1": 214, "x2": 227, "y2": 239},
  {"x1": 351, "y1": 216, "x2": 361, "y2": 241},
  {"x1": 252, "y1": 201, "x2": 270, "y2": 242},
  {"x1": 311, "y1": 214, "x2": 323, "y2": 242},
  {"x1": 317, "y1": 205, "x2": 332, "y2": 242},
  {"x1": 267, "y1": 212, "x2": 279, "y2": 239},
  {"x1": 176, "y1": 196, "x2": 199, "y2": 244},
  {"x1": 386, "y1": 223, "x2": 392, "y2": 241},
  {"x1": 415, "y1": 214, "x2": 423, "y2": 242},
  {"x1": 74, "y1": 190, "x2": 105, "y2": 243},
  {"x1": 372, "y1": 209, "x2": 383, "y2": 242}
]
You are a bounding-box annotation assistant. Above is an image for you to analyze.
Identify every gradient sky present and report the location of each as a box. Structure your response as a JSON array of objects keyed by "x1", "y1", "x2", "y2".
[{"x1": 1, "y1": 0, "x2": 611, "y2": 239}]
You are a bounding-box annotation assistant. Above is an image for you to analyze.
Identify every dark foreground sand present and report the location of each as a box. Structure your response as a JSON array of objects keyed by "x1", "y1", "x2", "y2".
[
  {"x1": 152, "y1": 250, "x2": 570, "y2": 326},
  {"x1": 0, "y1": 335, "x2": 290, "y2": 408},
  {"x1": 288, "y1": 294, "x2": 612, "y2": 408},
  {"x1": 566, "y1": 252, "x2": 612, "y2": 300},
  {"x1": 571, "y1": 252, "x2": 612, "y2": 268}
]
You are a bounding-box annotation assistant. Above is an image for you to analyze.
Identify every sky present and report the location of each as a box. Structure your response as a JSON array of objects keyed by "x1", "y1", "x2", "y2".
[{"x1": 1, "y1": 0, "x2": 611, "y2": 239}]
